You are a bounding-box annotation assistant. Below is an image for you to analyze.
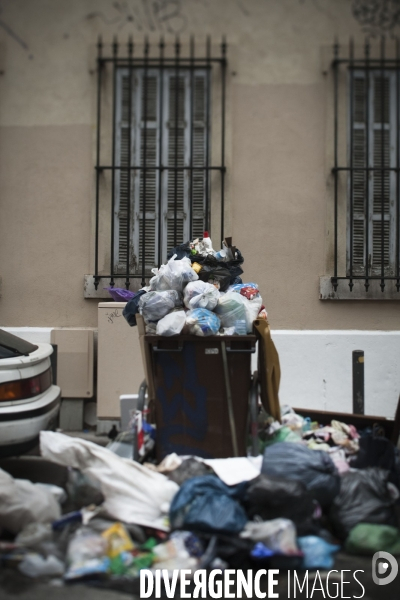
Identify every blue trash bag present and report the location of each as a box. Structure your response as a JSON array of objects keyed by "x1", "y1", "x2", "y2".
[
  {"x1": 298, "y1": 536, "x2": 340, "y2": 569},
  {"x1": 169, "y1": 475, "x2": 248, "y2": 534},
  {"x1": 261, "y1": 442, "x2": 340, "y2": 508}
]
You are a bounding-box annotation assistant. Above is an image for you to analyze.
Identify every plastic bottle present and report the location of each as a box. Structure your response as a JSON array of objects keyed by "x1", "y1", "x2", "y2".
[{"x1": 202, "y1": 231, "x2": 213, "y2": 253}]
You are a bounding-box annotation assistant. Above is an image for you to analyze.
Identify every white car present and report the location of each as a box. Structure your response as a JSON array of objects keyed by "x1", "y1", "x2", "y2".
[{"x1": 0, "y1": 330, "x2": 61, "y2": 457}]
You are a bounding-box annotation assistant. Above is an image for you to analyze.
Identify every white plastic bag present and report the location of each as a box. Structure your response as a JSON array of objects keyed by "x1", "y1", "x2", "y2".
[
  {"x1": 150, "y1": 255, "x2": 198, "y2": 292},
  {"x1": 139, "y1": 290, "x2": 181, "y2": 322},
  {"x1": 40, "y1": 431, "x2": 179, "y2": 531},
  {"x1": 18, "y1": 553, "x2": 65, "y2": 578},
  {"x1": 156, "y1": 310, "x2": 186, "y2": 336},
  {"x1": 215, "y1": 292, "x2": 262, "y2": 333},
  {"x1": 0, "y1": 468, "x2": 61, "y2": 534},
  {"x1": 183, "y1": 280, "x2": 220, "y2": 311},
  {"x1": 240, "y1": 518, "x2": 298, "y2": 554}
]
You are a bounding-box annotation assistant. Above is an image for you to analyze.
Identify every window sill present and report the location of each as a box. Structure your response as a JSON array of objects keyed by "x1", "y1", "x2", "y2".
[
  {"x1": 319, "y1": 276, "x2": 400, "y2": 300},
  {"x1": 84, "y1": 275, "x2": 147, "y2": 299}
]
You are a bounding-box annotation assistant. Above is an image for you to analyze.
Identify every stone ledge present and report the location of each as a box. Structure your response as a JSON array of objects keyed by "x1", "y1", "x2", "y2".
[{"x1": 319, "y1": 276, "x2": 400, "y2": 300}]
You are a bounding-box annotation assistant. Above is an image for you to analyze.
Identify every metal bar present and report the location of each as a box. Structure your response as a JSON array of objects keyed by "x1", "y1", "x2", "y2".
[
  {"x1": 380, "y1": 35, "x2": 385, "y2": 291},
  {"x1": 352, "y1": 350, "x2": 365, "y2": 414},
  {"x1": 221, "y1": 36, "x2": 227, "y2": 245},
  {"x1": 365, "y1": 38, "x2": 370, "y2": 291},
  {"x1": 97, "y1": 165, "x2": 224, "y2": 171},
  {"x1": 333, "y1": 38, "x2": 339, "y2": 291},
  {"x1": 110, "y1": 36, "x2": 118, "y2": 287},
  {"x1": 189, "y1": 35, "x2": 194, "y2": 240},
  {"x1": 349, "y1": 38, "x2": 354, "y2": 291},
  {"x1": 397, "y1": 38, "x2": 400, "y2": 291},
  {"x1": 334, "y1": 275, "x2": 400, "y2": 280},
  {"x1": 205, "y1": 36, "x2": 211, "y2": 232},
  {"x1": 125, "y1": 35, "x2": 133, "y2": 290},
  {"x1": 173, "y1": 37, "x2": 180, "y2": 247},
  {"x1": 141, "y1": 37, "x2": 149, "y2": 287},
  {"x1": 99, "y1": 57, "x2": 223, "y2": 64},
  {"x1": 221, "y1": 341, "x2": 238, "y2": 457},
  {"x1": 94, "y1": 36, "x2": 103, "y2": 291},
  {"x1": 334, "y1": 166, "x2": 399, "y2": 172},
  {"x1": 157, "y1": 37, "x2": 164, "y2": 268}
]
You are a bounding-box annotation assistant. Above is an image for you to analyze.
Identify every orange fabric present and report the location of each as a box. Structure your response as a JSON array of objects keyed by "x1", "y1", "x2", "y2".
[{"x1": 253, "y1": 319, "x2": 281, "y2": 421}]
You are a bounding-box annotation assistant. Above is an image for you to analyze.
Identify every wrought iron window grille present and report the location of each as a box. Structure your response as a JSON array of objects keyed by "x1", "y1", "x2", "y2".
[
  {"x1": 93, "y1": 35, "x2": 227, "y2": 290},
  {"x1": 331, "y1": 36, "x2": 400, "y2": 293}
]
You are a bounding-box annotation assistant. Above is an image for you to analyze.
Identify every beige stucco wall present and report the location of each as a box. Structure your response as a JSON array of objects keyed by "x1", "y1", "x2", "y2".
[{"x1": 0, "y1": 0, "x2": 399, "y2": 330}]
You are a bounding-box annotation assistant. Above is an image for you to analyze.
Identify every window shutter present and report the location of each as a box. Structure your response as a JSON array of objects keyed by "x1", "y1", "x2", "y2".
[
  {"x1": 371, "y1": 76, "x2": 391, "y2": 272},
  {"x1": 135, "y1": 74, "x2": 158, "y2": 273},
  {"x1": 351, "y1": 77, "x2": 367, "y2": 271},
  {"x1": 114, "y1": 74, "x2": 133, "y2": 273},
  {"x1": 350, "y1": 72, "x2": 394, "y2": 275},
  {"x1": 191, "y1": 74, "x2": 207, "y2": 239},
  {"x1": 165, "y1": 74, "x2": 186, "y2": 254}
]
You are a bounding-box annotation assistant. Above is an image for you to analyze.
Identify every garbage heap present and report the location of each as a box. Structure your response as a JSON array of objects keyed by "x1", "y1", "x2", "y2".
[
  {"x1": 111, "y1": 234, "x2": 268, "y2": 335},
  {"x1": 0, "y1": 415, "x2": 399, "y2": 588}
]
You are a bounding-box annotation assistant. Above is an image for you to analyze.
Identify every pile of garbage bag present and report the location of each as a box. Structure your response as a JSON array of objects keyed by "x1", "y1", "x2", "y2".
[
  {"x1": 118, "y1": 233, "x2": 267, "y2": 336},
  {"x1": 0, "y1": 412, "x2": 399, "y2": 591}
]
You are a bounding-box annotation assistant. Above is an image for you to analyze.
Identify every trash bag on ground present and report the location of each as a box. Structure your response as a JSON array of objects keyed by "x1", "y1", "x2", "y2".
[
  {"x1": 156, "y1": 310, "x2": 186, "y2": 336},
  {"x1": 345, "y1": 523, "x2": 400, "y2": 555},
  {"x1": 167, "y1": 458, "x2": 212, "y2": 486},
  {"x1": 261, "y1": 442, "x2": 340, "y2": 509},
  {"x1": 185, "y1": 308, "x2": 221, "y2": 336},
  {"x1": 183, "y1": 280, "x2": 220, "y2": 311},
  {"x1": 139, "y1": 290, "x2": 181, "y2": 323},
  {"x1": 150, "y1": 256, "x2": 198, "y2": 292},
  {"x1": 298, "y1": 536, "x2": 340, "y2": 569},
  {"x1": 240, "y1": 518, "x2": 299, "y2": 554},
  {"x1": 170, "y1": 475, "x2": 248, "y2": 534},
  {"x1": 104, "y1": 287, "x2": 136, "y2": 302},
  {"x1": 0, "y1": 468, "x2": 61, "y2": 534},
  {"x1": 40, "y1": 431, "x2": 179, "y2": 531},
  {"x1": 349, "y1": 431, "x2": 400, "y2": 489},
  {"x1": 65, "y1": 527, "x2": 109, "y2": 581},
  {"x1": 123, "y1": 289, "x2": 147, "y2": 327},
  {"x1": 329, "y1": 467, "x2": 399, "y2": 540},
  {"x1": 66, "y1": 468, "x2": 104, "y2": 509},
  {"x1": 19, "y1": 553, "x2": 65, "y2": 578},
  {"x1": 245, "y1": 474, "x2": 317, "y2": 536}
]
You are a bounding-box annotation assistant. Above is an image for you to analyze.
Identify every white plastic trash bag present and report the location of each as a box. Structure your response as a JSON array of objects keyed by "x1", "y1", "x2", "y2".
[
  {"x1": 40, "y1": 432, "x2": 179, "y2": 531},
  {"x1": 150, "y1": 255, "x2": 198, "y2": 292},
  {"x1": 156, "y1": 310, "x2": 186, "y2": 336},
  {"x1": 215, "y1": 291, "x2": 262, "y2": 333},
  {"x1": 139, "y1": 290, "x2": 181, "y2": 323},
  {"x1": 240, "y1": 518, "x2": 298, "y2": 554},
  {"x1": 0, "y1": 468, "x2": 61, "y2": 534},
  {"x1": 183, "y1": 280, "x2": 220, "y2": 311}
]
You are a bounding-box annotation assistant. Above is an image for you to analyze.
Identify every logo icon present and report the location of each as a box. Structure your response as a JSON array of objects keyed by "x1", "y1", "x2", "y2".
[{"x1": 372, "y1": 551, "x2": 398, "y2": 586}]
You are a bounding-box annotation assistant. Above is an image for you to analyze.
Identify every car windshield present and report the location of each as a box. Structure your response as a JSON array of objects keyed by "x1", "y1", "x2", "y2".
[{"x1": 0, "y1": 330, "x2": 38, "y2": 359}]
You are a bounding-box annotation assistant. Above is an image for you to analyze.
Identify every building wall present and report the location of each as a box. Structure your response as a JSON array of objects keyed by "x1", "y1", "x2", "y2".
[{"x1": 0, "y1": 0, "x2": 399, "y2": 333}]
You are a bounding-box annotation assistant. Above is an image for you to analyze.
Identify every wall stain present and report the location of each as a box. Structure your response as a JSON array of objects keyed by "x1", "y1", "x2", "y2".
[
  {"x1": 0, "y1": 4, "x2": 33, "y2": 58},
  {"x1": 86, "y1": 0, "x2": 188, "y2": 34}
]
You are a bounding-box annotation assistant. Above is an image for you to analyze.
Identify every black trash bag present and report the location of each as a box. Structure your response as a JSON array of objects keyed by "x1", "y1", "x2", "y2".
[
  {"x1": 224, "y1": 248, "x2": 245, "y2": 282},
  {"x1": 329, "y1": 467, "x2": 399, "y2": 541},
  {"x1": 170, "y1": 475, "x2": 248, "y2": 534},
  {"x1": 349, "y1": 432, "x2": 400, "y2": 490},
  {"x1": 261, "y1": 442, "x2": 340, "y2": 509},
  {"x1": 168, "y1": 458, "x2": 213, "y2": 486},
  {"x1": 189, "y1": 255, "x2": 231, "y2": 291},
  {"x1": 167, "y1": 241, "x2": 192, "y2": 261},
  {"x1": 245, "y1": 474, "x2": 318, "y2": 536},
  {"x1": 122, "y1": 289, "x2": 147, "y2": 327}
]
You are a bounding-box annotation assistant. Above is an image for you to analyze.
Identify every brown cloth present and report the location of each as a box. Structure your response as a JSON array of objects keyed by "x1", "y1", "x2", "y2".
[{"x1": 253, "y1": 319, "x2": 281, "y2": 421}]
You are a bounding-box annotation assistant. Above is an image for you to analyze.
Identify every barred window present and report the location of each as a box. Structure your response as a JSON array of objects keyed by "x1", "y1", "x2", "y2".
[
  {"x1": 92, "y1": 37, "x2": 227, "y2": 291},
  {"x1": 329, "y1": 37, "x2": 400, "y2": 296}
]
